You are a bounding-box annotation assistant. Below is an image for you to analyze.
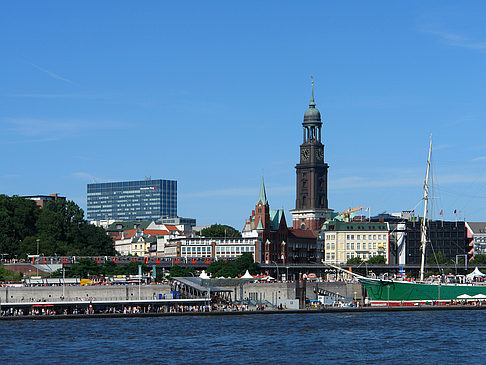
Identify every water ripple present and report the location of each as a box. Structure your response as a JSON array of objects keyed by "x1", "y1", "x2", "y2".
[{"x1": 1, "y1": 311, "x2": 485, "y2": 364}]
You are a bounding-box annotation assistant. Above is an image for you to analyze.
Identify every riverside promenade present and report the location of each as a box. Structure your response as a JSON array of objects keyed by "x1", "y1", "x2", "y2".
[{"x1": 2, "y1": 304, "x2": 486, "y2": 321}]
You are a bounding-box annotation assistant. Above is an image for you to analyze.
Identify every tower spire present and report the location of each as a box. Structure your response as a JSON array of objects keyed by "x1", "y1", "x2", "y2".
[
  {"x1": 258, "y1": 176, "x2": 268, "y2": 205},
  {"x1": 310, "y1": 75, "x2": 315, "y2": 107}
]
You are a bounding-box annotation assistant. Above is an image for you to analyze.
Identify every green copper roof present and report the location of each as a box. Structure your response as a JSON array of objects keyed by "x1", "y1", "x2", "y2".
[
  {"x1": 321, "y1": 220, "x2": 387, "y2": 231},
  {"x1": 258, "y1": 177, "x2": 268, "y2": 205},
  {"x1": 309, "y1": 86, "x2": 316, "y2": 107},
  {"x1": 304, "y1": 86, "x2": 321, "y2": 123},
  {"x1": 106, "y1": 220, "x2": 151, "y2": 232},
  {"x1": 270, "y1": 209, "x2": 284, "y2": 230}
]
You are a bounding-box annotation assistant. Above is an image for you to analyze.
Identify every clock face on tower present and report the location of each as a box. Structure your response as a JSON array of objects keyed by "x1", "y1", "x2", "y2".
[
  {"x1": 301, "y1": 148, "x2": 310, "y2": 161},
  {"x1": 316, "y1": 149, "x2": 323, "y2": 161}
]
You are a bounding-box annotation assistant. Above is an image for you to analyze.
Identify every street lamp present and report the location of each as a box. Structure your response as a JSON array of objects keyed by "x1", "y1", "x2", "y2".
[{"x1": 273, "y1": 261, "x2": 279, "y2": 281}]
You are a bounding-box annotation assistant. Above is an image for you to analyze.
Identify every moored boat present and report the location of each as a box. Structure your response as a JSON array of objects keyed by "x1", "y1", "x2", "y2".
[
  {"x1": 359, "y1": 277, "x2": 486, "y2": 306},
  {"x1": 358, "y1": 137, "x2": 486, "y2": 306}
]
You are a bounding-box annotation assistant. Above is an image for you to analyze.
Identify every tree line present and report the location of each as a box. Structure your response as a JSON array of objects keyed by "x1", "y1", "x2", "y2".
[{"x1": 0, "y1": 195, "x2": 116, "y2": 259}]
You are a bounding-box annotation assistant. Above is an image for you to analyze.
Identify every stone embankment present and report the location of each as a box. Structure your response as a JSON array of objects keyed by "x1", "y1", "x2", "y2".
[{"x1": 2, "y1": 305, "x2": 486, "y2": 321}]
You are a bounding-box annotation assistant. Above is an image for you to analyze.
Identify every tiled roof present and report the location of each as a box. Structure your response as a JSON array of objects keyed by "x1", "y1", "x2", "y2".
[
  {"x1": 289, "y1": 229, "x2": 316, "y2": 238},
  {"x1": 123, "y1": 229, "x2": 137, "y2": 239},
  {"x1": 467, "y1": 222, "x2": 486, "y2": 234},
  {"x1": 144, "y1": 229, "x2": 170, "y2": 237},
  {"x1": 164, "y1": 225, "x2": 179, "y2": 231}
]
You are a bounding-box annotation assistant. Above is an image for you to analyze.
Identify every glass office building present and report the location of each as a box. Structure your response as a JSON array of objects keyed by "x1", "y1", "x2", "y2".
[{"x1": 87, "y1": 179, "x2": 177, "y2": 222}]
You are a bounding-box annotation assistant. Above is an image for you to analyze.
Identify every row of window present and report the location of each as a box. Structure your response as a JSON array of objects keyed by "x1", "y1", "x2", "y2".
[
  {"x1": 181, "y1": 239, "x2": 256, "y2": 244},
  {"x1": 181, "y1": 246, "x2": 255, "y2": 254},
  {"x1": 325, "y1": 252, "x2": 382, "y2": 261},
  {"x1": 346, "y1": 234, "x2": 386, "y2": 240},
  {"x1": 325, "y1": 242, "x2": 384, "y2": 251}
]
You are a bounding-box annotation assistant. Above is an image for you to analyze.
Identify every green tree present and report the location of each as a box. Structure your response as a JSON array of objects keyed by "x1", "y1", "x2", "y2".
[
  {"x1": 346, "y1": 257, "x2": 362, "y2": 265},
  {"x1": 366, "y1": 255, "x2": 386, "y2": 265},
  {"x1": 0, "y1": 265, "x2": 22, "y2": 282},
  {"x1": 0, "y1": 195, "x2": 116, "y2": 258},
  {"x1": 426, "y1": 251, "x2": 449, "y2": 265},
  {"x1": 169, "y1": 264, "x2": 195, "y2": 278},
  {"x1": 200, "y1": 224, "x2": 242, "y2": 238},
  {"x1": 207, "y1": 253, "x2": 257, "y2": 278},
  {"x1": 470, "y1": 254, "x2": 486, "y2": 265}
]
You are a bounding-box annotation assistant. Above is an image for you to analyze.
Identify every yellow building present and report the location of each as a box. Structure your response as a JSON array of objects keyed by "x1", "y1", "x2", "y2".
[{"x1": 321, "y1": 221, "x2": 389, "y2": 264}]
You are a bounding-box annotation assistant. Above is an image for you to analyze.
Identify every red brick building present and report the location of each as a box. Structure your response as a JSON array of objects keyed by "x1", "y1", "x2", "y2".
[{"x1": 243, "y1": 178, "x2": 319, "y2": 264}]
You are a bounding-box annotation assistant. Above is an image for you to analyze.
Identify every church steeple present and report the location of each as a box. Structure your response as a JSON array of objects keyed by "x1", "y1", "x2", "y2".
[
  {"x1": 291, "y1": 80, "x2": 332, "y2": 231},
  {"x1": 309, "y1": 80, "x2": 316, "y2": 107},
  {"x1": 257, "y1": 176, "x2": 268, "y2": 206},
  {"x1": 303, "y1": 82, "x2": 322, "y2": 144}
]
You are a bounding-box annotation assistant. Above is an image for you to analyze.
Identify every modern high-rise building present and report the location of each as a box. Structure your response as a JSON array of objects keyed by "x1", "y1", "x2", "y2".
[{"x1": 87, "y1": 179, "x2": 177, "y2": 222}]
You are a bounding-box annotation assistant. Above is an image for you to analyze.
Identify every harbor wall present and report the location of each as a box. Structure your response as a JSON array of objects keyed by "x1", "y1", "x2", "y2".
[
  {"x1": 0, "y1": 281, "x2": 363, "y2": 304},
  {"x1": 0, "y1": 285, "x2": 172, "y2": 303},
  {"x1": 205, "y1": 280, "x2": 363, "y2": 305}
]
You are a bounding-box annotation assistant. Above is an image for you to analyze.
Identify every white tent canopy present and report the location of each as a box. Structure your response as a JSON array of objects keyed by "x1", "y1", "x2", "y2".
[
  {"x1": 466, "y1": 267, "x2": 486, "y2": 280},
  {"x1": 241, "y1": 270, "x2": 254, "y2": 279},
  {"x1": 457, "y1": 294, "x2": 473, "y2": 299},
  {"x1": 199, "y1": 270, "x2": 210, "y2": 279}
]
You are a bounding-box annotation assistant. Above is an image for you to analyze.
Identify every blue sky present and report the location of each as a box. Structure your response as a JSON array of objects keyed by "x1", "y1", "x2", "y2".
[{"x1": 2, "y1": 1, "x2": 486, "y2": 229}]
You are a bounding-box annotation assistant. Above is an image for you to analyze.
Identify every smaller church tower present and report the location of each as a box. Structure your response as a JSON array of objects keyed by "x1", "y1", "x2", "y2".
[
  {"x1": 290, "y1": 83, "x2": 333, "y2": 231},
  {"x1": 254, "y1": 177, "x2": 270, "y2": 230}
]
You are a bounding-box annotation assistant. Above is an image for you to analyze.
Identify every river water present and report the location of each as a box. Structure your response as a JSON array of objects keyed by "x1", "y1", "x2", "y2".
[{"x1": 2, "y1": 310, "x2": 485, "y2": 364}]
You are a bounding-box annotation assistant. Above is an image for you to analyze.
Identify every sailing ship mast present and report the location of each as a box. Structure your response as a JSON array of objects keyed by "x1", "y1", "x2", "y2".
[{"x1": 419, "y1": 136, "x2": 432, "y2": 281}]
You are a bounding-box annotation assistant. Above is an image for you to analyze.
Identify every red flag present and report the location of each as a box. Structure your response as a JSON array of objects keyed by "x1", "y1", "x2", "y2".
[
  {"x1": 440, "y1": 210, "x2": 443, "y2": 215},
  {"x1": 454, "y1": 209, "x2": 457, "y2": 214}
]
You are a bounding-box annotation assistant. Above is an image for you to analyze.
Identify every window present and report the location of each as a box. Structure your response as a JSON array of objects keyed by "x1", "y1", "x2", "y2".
[
  {"x1": 357, "y1": 243, "x2": 361, "y2": 250},
  {"x1": 346, "y1": 243, "x2": 350, "y2": 250},
  {"x1": 351, "y1": 243, "x2": 355, "y2": 250},
  {"x1": 363, "y1": 243, "x2": 366, "y2": 250}
]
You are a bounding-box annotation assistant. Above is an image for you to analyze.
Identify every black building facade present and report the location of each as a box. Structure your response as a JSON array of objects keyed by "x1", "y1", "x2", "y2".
[{"x1": 405, "y1": 219, "x2": 470, "y2": 265}]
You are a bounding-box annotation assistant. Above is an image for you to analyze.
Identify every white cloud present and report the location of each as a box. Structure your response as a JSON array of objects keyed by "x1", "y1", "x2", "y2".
[
  {"x1": 5, "y1": 93, "x2": 111, "y2": 100},
  {"x1": 3, "y1": 117, "x2": 133, "y2": 141},
  {"x1": 27, "y1": 62, "x2": 76, "y2": 85},
  {"x1": 420, "y1": 28, "x2": 486, "y2": 51},
  {"x1": 72, "y1": 172, "x2": 109, "y2": 183},
  {"x1": 472, "y1": 156, "x2": 486, "y2": 162},
  {"x1": 181, "y1": 187, "x2": 259, "y2": 199}
]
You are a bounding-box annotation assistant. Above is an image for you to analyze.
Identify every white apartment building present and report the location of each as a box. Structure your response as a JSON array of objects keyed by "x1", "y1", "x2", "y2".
[
  {"x1": 321, "y1": 220, "x2": 389, "y2": 264},
  {"x1": 165, "y1": 236, "x2": 261, "y2": 263}
]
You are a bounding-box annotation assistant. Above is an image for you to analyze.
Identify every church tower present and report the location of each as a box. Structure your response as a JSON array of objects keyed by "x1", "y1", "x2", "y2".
[{"x1": 290, "y1": 84, "x2": 333, "y2": 231}]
